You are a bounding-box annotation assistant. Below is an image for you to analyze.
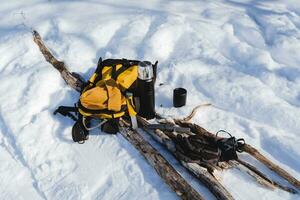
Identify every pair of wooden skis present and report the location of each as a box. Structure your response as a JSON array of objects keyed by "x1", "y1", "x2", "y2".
[
  {"x1": 138, "y1": 115, "x2": 299, "y2": 199},
  {"x1": 33, "y1": 30, "x2": 299, "y2": 199}
]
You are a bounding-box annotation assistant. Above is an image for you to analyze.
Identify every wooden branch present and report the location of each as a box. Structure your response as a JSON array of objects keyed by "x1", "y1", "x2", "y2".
[
  {"x1": 138, "y1": 116, "x2": 234, "y2": 200},
  {"x1": 242, "y1": 144, "x2": 300, "y2": 191},
  {"x1": 175, "y1": 120, "x2": 300, "y2": 191},
  {"x1": 181, "y1": 161, "x2": 234, "y2": 200},
  {"x1": 33, "y1": 30, "x2": 83, "y2": 92},
  {"x1": 33, "y1": 30, "x2": 204, "y2": 200},
  {"x1": 237, "y1": 159, "x2": 297, "y2": 194},
  {"x1": 183, "y1": 103, "x2": 212, "y2": 122},
  {"x1": 228, "y1": 160, "x2": 276, "y2": 190},
  {"x1": 118, "y1": 122, "x2": 204, "y2": 200}
]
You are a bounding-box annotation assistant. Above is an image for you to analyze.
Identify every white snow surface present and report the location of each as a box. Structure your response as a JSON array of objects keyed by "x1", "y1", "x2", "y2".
[{"x1": 0, "y1": 0, "x2": 300, "y2": 199}]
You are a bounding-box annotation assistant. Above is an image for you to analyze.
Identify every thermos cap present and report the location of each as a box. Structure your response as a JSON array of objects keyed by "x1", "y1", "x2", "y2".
[
  {"x1": 138, "y1": 61, "x2": 153, "y2": 80},
  {"x1": 173, "y1": 88, "x2": 187, "y2": 107}
]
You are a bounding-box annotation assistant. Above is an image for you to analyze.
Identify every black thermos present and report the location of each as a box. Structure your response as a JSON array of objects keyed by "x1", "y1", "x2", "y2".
[{"x1": 137, "y1": 61, "x2": 155, "y2": 119}]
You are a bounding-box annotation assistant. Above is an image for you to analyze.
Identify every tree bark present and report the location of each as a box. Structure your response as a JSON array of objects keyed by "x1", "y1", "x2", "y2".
[{"x1": 33, "y1": 30, "x2": 204, "y2": 200}]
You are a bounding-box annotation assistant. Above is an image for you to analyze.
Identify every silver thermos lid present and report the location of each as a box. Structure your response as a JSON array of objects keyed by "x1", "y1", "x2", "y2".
[{"x1": 138, "y1": 61, "x2": 153, "y2": 80}]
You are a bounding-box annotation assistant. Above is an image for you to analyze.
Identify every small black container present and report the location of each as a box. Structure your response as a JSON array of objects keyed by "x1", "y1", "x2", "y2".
[{"x1": 173, "y1": 88, "x2": 187, "y2": 107}]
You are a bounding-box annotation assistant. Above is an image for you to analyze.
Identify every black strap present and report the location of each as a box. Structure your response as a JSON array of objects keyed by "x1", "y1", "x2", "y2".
[
  {"x1": 112, "y1": 65, "x2": 129, "y2": 80},
  {"x1": 54, "y1": 106, "x2": 78, "y2": 121},
  {"x1": 95, "y1": 57, "x2": 103, "y2": 74},
  {"x1": 111, "y1": 65, "x2": 117, "y2": 80},
  {"x1": 94, "y1": 58, "x2": 140, "y2": 83}
]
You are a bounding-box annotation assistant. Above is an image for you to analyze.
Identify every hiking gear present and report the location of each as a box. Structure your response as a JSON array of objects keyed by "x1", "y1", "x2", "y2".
[
  {"x1": 78, "y1": 78, "x2": 129, "y2": 119},
  {"x1": 174, "y1": 129, "x2": 246, "y2": 165},
  {"x1": 54, "y1": 106, "x2": 89, "y2": 144},
  {"x1": 173, "y1": 88, "x2": 187, "y2": 108},
  {"x1": 216, "y1": 130, "x2": 245, "y2": 162},
  {"x1": 137, "y1": 61, "x2": 156, "y2": 119},
  {"x1": 79, "y1": 58, "x2": 141, "y2": 119},
  {"x1": 175, "y1": 134, "x2": 221, "y2": 166},
  {"x1": 55, "y1": 58, "x2": 158, "y2": 142}
]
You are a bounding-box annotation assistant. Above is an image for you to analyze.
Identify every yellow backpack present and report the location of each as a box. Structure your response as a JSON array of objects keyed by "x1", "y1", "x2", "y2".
[
  {"x1": 78, "y1": 58, "x2": 139, "y2": 119},
  {"x1": 54, "y1": 58, "x2": 146, "y2": 142}
]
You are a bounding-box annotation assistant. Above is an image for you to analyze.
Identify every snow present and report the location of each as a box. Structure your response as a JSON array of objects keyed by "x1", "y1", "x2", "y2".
[{"x1": 0, "y1": 0, "x2": 300, "y2": 199}]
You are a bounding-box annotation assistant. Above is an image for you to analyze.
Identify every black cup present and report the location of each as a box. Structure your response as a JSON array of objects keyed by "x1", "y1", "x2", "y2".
[{"x1": 173, "y1": 88, "x2": 187, "y2": 107}]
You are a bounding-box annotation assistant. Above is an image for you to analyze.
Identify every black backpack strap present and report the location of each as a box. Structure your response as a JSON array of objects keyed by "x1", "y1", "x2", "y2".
[
  {"x1": 54, "y1": 105, "x2": 78, "y2": 121},
  {"x1": 95, "y1": 57, "x2": 103, "y2": 74},
  {"x1": 54, "y1": 105, "x2": 90, "y2": 144},
  {"x1": 93, "y1": 58, "x2": 141, "y2": 83}
]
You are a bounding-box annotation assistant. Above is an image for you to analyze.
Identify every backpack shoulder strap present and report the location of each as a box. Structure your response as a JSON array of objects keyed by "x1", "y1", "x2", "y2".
[
  {"x1": 92, "y1": 58, "x2": 139, "y2": 85},
  {"x1": 54, "y1": 106, "x2": 78, "y2": 121}
]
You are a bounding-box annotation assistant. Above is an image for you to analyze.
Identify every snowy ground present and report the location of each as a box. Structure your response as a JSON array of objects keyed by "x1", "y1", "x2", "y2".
[{"x1": 0, "y1": 0, "x2": 300, "y2": 199}]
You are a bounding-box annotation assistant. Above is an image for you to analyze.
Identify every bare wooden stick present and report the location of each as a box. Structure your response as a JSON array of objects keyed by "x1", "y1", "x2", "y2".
[
  {"x1": 242, "y1": 144, "x2": 300, "y2": 191},
  {"x1": 119, "y1": 121, "x2": 204, "y2": 200},
  {"x1": 237, "y1": 159, "x2": 297, "y2": 194},
  {"x1": 181, "y1": 161, "x2": 234, "y2": 200},
  {"x1": 33, "y1": 30, "x2": 204, "y2": 200},
  {"x1": 33, "y1": 30, "x2": 83, "y2": 92},
  {"x1": 228, "y1": 160, "x2": 276, "y2": 190},
  {"x1": 183, "y1": 103, "x2": 212, "y2": 122},
  {"x1": 138, "y1": 116, "x2": 234, "y2": 200},
  {"x1": 175, "y1": 120, "x2": 300, "y2": 191}
]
